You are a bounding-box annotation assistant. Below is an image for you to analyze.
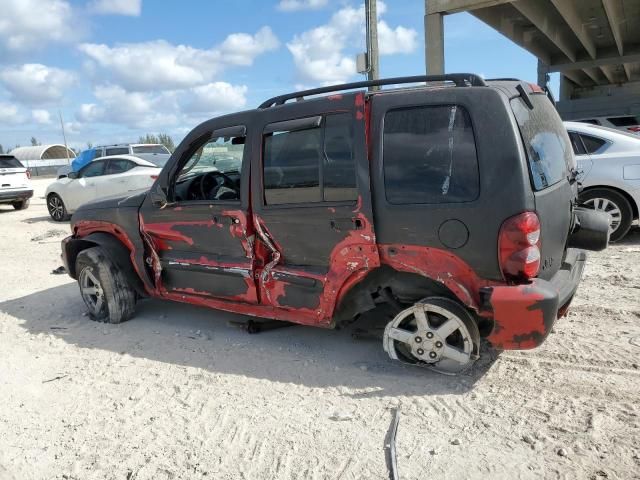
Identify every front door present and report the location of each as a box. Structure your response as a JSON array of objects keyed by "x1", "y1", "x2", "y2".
[
  {"x1": 251, "y1": 92, "x2": 379, "y2": 325},
  {"x1": 65, "y1": 159, "x2": 107, "y2": 211},
  {"x1": 140, "y1": 124, "x2": 257, "y2": 303}
]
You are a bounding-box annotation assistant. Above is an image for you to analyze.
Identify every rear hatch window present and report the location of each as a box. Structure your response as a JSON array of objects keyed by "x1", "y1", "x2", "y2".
[
  {"x1": 510, "y1": 94, "x2": 574, "y2": 191},
  {"x1": 0, "y1": 157, "x2": 24, "y2": 169}
]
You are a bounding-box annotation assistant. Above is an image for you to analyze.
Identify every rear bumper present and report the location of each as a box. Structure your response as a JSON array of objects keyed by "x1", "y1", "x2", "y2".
[
  {"x1": 0, "y1": 188, "x2": 33, "y2": 202},
  {"x1": 484, "y1": 248, "x2": 587, "y2": 350}
]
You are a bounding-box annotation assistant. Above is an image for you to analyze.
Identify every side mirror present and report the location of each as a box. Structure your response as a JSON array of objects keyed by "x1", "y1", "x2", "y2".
[
  {"x1": 150, "y1": 183, "x2": 168, "y2": 207},
  {"x1": 67, "y1": 171, "x2": 78, "y2": 179}
]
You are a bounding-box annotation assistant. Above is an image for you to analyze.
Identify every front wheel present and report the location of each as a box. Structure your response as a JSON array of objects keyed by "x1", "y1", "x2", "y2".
[
  {"x1": 75, "y1": 247, "x2": 137, "y2": 323},
  {"x1": 579, "y1": 188, "x2": 633, "y2": 242},
  {"x1": 12, "y1": 199, "x2": 30, "y2": 210}
]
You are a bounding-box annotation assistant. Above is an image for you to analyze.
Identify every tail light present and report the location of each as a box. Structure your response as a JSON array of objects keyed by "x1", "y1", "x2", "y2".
[
  {"x1": 627, "y1": 126, "x2": 640, "y2": 133},
  {"x1": 25, "y1": 170, "x2": 31, "y2": 179},
  {"x1": 150, "y1": 175, "x2": 158, "y2": 180},
  {"x1": 499, "y1": 212, "x2": 541, "y2": 282}
]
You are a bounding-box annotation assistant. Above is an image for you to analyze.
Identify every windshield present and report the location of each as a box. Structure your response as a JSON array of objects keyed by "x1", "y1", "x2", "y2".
[
  {"x1": 511, "y1": 94, "x2": 574, "y2": 191},
  {"x1": 132, "y1": 145, "x2": 170, "y2": 155},
  {"x1": 0, "y1": 157, "x2": 24, "y2": 168}
]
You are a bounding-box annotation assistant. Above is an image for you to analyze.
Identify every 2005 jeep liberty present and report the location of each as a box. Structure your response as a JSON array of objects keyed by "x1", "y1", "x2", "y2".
[{"x1": 61, "y1": 74, "x2": 610, "y2": 374}]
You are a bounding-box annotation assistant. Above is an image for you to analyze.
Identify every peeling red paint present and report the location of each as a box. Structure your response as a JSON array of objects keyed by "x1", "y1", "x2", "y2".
[{"x1": 327, "y1": 94, "x2": 343, "y2": 101}]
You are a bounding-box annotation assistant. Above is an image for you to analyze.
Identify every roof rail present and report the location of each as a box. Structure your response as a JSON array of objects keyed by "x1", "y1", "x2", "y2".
[{"x1": 259, "y1": 73, "x2": 487, "y2": 108}]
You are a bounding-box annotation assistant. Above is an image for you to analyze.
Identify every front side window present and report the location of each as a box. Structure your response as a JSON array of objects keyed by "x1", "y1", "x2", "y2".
[
  {"x1": 383, "y1": 105, "x2": 479, "y2": 204},
  {"x1": 81, "y1": 160, "x2": 106, "y2": 178},
  {"x1": 263, "y1": 113, "x2": 356, "y2": 205},
  {"x1": 511, "y1": 95, "x2": 573, "y2": 191},
  {"x1": 173, "y1": 133, "x2": 244, "y2": 202}
]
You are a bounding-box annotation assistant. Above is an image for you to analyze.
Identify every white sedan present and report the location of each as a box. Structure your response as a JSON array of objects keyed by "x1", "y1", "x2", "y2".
[
  {"x1": 45, "y1": 155, "x2": 161, "y2": 221},
  {"x1": 565, "y1": 121, "x2": 640, "y2": 241}
]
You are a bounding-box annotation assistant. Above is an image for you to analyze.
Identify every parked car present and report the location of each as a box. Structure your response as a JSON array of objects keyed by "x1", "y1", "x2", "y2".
[
  {"x1": 565, "y1": 121, "x2": 640, "y2": 241},
  {"x1": 0, "y1": 154, "x2": 32, "y2": 210},
  {"x1": 57, "y1": 143, "x2": 171, "y2": 179},
  {"x1": 573, "y1": 115, "x2": 640, "y2": 134},
  {"x1": 46, "y1": 155, "x2": 161, "y2": 221},
  {"x1": 59, "y1": 75, "x2": 610, "y2": 375}
]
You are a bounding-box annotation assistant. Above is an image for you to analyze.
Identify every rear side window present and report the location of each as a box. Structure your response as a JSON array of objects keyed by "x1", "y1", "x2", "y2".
[
  {"x1": 105, "y1": 147, "x2": 129, "y2": 156},
  {"x1": 568, "y1": 132, "x2": 586, "y2": 156},
  {"x1": 383, "y1": 105, "x2": 479, "y2": 204},
  {"x1": 132, "y1": 145, "x2": 170, "y2": 154},
  {"x1": 0, "y1": 157, "x2": 23, "y2": 168},
  {"x1": 263, "y1": 113, "x2": 356, "y2": 205},
  {"x1": 511, "y1": 95, "x2": 573, "y2": 191},
  {"x1": 579, "y1": 134, "x2": 607, "y2": 154},
  {"x1": 608, "y1": 116, "x2": 638, "y2": 127},
  {"x1": 106, "y1": 159, "x2": 135, "y2": 175}
]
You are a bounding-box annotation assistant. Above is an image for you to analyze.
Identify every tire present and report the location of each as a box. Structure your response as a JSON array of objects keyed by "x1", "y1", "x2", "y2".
[
  {"x1": 12, "y1": 199, "x2": 30, "y2": 210},
  {"x1": 579, "y1": 188, "x2": 633, "y2": 242},
  {"x1": 47, "y1": 193, "x2": 69, "y2": 221},
  {"x1": 75, "y1": 246, "x2": 137, "y2": 324}
]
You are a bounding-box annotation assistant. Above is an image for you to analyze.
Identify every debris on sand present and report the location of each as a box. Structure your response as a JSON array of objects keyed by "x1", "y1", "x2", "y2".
[{"x1": 51, "y1": 266, "x2": 66, "y2": 275}]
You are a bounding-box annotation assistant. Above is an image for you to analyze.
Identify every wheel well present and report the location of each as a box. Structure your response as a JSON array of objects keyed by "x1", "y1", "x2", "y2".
[
  {"x1": 65, "y1": 232, "x2": 146, "y2": 295},
  {"x1": 581, "y1": 185, "x2": 639, "y2": 220},
  {"x1": 333, "y1": 265, "x2": 462, "y2": 324}
]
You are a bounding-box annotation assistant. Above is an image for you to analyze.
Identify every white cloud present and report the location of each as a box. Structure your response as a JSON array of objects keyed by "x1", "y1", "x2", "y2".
[
  {"x1": 0, "y1": 0, "x2": 75, "y2": 53},
  {"x1": 89, "y1": 0, "x2": 142, "y2": 16},
  {"x1": 0, "y1": 64, "x2": 75, "y2": 105},
  {"x1": 277, "y1": 0, "x2": 328, "y2": 11},
  {"x1": 79, "y1": 27, "x2": 279, "y2": 92},
  {"x1": 32, "y1": 109, "x2": 52, "y2": 124},
  {"x1": 287, "y1": 2, "x2": 417, "y2": 84},
  {"x1": 0, "y1": 102, "x2": 24, "y2": 125},
  {"x1": 186, "y1": 83, "x2": 248, "y2": 113}
]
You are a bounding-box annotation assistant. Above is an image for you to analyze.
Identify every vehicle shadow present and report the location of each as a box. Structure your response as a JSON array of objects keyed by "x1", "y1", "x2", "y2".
[
  {"x1": 0, "y1": 283, "x2": 498, "y2": 398},
  {"x1": 618, "y1": 225, "x2": 640, "y2": 244},
  {"x1": 22, "y1": 215, "x2": 67, "y2": 225}
]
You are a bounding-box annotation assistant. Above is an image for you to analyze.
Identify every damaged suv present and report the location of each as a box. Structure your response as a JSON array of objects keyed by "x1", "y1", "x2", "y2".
[{"x1": 61, "y1": 74, "x2": 610, "y2": 374}]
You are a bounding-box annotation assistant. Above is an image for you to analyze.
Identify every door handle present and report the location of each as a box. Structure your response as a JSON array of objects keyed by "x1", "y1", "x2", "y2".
[{"x1": 330, "y1": 217, "x2": 363, "y2": 231}]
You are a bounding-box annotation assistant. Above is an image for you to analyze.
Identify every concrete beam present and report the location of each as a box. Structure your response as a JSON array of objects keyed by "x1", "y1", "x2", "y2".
[
  {"x1": 582, "y1": 67, "x2": 602, "y2": 85},
  {"x1": 602, "y1": 0, "x2": 625, "y2": 56},
  {"x1": 623, "y1": 63, "x2": 633, "y2": 81},
  {"x1": 549, "y1": 0, "x2": 597, "y2": 59},
  {"x1": 426, "y1": 0, "x2": 512, "y2": 15},
  {"x1": 471, "y1": 8, "x2": 551, "y2": 64},
  {"x1": 563, "y1": 70, "x2": 587, "y2": 88},
  {"x1": 600, "y1": 64, "x2": 617, "y2": 84},
  {"x1": 512, "y1": 0, "x2": 576, "y2": 62},
  {"x1": 549, "y1": 47, "x2": 640, "y2": 72},
  {"x1": 425, "y1": 12, "x2": 445, "y2": 75}
]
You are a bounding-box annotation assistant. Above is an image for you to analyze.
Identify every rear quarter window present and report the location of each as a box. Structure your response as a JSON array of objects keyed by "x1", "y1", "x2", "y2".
[
  {"x1": 511, "y1": 95, "x2": 573, "y2": 191},
  {"x1": 0, "y1": 157, "x2": 24, "y2": 168},
  {"x1": 383, "y1": 105, "x2": 479, "y2": 204}
]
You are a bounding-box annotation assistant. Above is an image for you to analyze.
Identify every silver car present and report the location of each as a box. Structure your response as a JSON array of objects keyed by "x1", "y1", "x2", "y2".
[{"x1": 565, "y1": 121, "x2": 640, "y2": 241}]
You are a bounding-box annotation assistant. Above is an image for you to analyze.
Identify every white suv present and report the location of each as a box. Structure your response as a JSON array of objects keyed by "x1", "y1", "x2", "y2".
[
  {"x1": 574, "y1": 115, "x2": 640, "y2": 134},
  {"x1": 0, "y1": 155, "x2": 33, "y2": 210}
]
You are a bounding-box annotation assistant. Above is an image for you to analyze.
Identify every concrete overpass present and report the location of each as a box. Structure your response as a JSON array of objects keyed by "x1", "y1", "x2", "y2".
[{"x1": 425, "y1": 0, "x2": 640, "y2": 121}]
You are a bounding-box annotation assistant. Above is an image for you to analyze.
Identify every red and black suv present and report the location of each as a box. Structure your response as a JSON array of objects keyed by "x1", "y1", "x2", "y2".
[{"x1": 61, "y1": 75, "x2": 609, "y2": 374}]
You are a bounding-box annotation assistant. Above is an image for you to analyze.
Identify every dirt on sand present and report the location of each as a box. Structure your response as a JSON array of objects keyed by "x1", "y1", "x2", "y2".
[{"x1": 1, "y1": 179, "x2": 639, "y2": 479}]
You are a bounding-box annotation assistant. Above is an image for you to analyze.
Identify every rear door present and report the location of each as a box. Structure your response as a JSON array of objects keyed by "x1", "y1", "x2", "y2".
[
  {"x1": 140, "y1": 123, "x2": 258, "y2": 303},
  {"x1": 0, "y1": 156, "x2": 29, "y2": 192},
  {"x1": 511, "y1": 93, "x2": 577, "y2": 279},
  {"x1": 250, "y1": 92, "x2": 379, "y2": 324}
]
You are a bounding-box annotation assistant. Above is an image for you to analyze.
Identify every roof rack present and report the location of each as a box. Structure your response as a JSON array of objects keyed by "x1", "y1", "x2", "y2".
[{"x1": 259, "y1": 73, "x2": 487, "y2": 108}]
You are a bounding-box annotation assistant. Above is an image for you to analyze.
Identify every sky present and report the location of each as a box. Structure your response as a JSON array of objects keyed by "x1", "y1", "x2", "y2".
[{"x1": 0, "y1": 0, "x2": 557, "y2": 152}]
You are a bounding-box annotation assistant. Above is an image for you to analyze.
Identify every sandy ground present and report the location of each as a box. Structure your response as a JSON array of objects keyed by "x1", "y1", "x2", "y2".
[{"x1": 0, "y1": 178, "x2": 639, "y2": 480}]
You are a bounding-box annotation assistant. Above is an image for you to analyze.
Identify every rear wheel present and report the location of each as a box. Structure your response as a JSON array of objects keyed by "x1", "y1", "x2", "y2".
[
  {"x1": 383, "y1": 296, "x2": 480, "y2": 375},
  {"x1": 47, "y1": 193, "x2": 69, "y2": 221},
  {"x1": 580, "y1": 188, "x2": 633, "y2": 242},
  {"x1": 12, "y1": 199, "x2": 29, "y2": 210},
  {"x1": 75, "y1": 247, "x2": 136, "y2": 324}
]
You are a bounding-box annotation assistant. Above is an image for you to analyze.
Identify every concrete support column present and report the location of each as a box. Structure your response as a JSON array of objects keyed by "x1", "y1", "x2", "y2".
[
  {"x1": 425, "y1": 8, "x2": 445, "y2": 75},
  {"x1": 537, "y1": 59, "x2": 550, "y2": 89},
  {"x1": 559, "y1": 74, "x2": 575, "y2": 101}
]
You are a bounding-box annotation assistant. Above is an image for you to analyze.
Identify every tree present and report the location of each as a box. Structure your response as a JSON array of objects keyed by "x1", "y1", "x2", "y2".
[
  {"x1": 86, "y1": 142, "x2": 93, "y2": 149},
  {"x1": 30, "y1": 137, "x2": 40, "y2": 146},
  {"x1": 138, "y1": 133, "x2": 175, "y2": 153},
  {"x1": 0, "y1": 144, "x2": 4, "y2": 154}
]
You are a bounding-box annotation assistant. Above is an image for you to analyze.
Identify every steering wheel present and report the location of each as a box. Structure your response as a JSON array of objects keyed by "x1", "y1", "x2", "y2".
[{"x1": 198, "y1": 171, "x2": 239, "y2": 200}]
